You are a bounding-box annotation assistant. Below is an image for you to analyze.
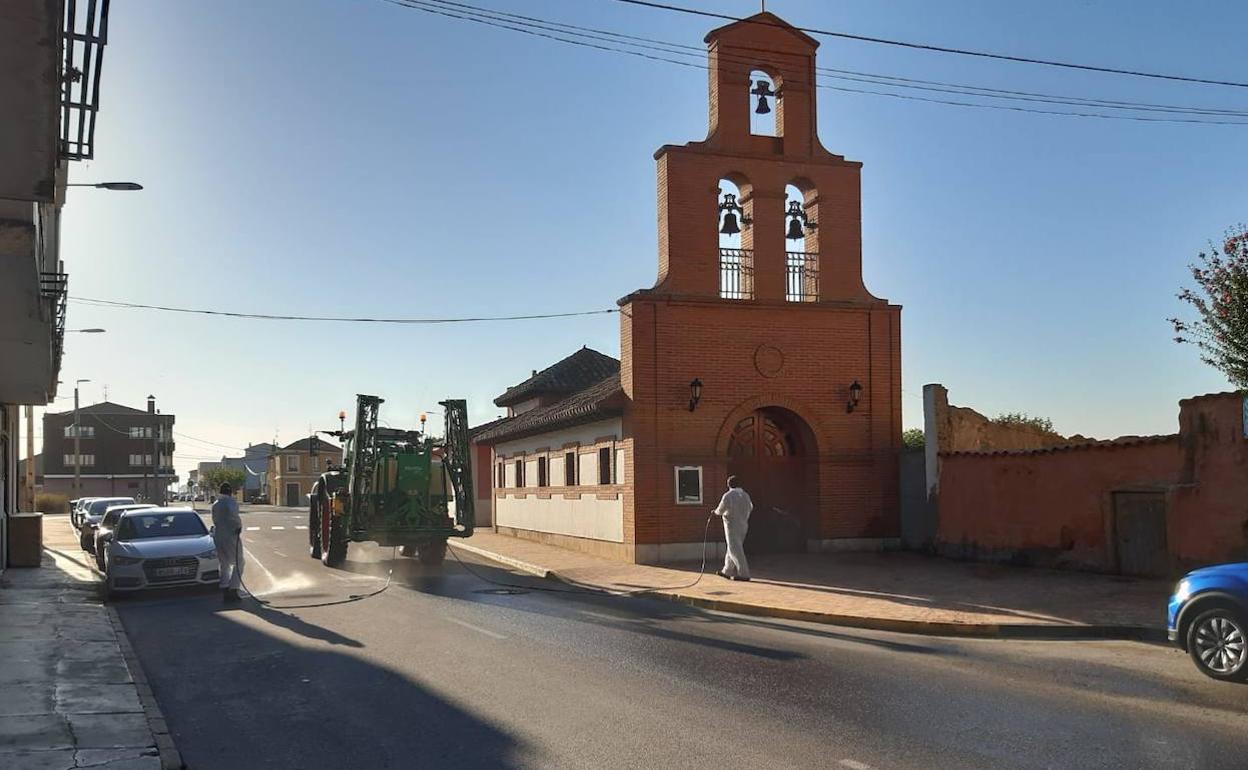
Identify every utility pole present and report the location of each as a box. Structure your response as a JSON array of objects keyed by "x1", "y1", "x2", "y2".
[
  {"x1": 73, "y1": 379, "x2": 90, "y2": 496},
  {"x1": 24, "y1": 405, "x2": 34, "y2": 509},
  {"x1": 152, "y1": 418, "x2": 160, "y2": 505}
]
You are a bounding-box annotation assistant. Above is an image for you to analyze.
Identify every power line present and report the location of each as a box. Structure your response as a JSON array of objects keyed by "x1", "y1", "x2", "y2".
[
  {"x1": 384, "y1": 0, "x2": 1248, "y2": 125},
  {"x1": 612, "y1": 0, "x2": 1248, "y2": 89},
  {"x1": 172, "y1": 431, "x2": 247, "y2": 453},
  {"x1": 413, "y1": 0, "x2": 1248, "y2": 117},
  {"x1": 70, "y1": 296, "x2": 619, "y2": 324}
]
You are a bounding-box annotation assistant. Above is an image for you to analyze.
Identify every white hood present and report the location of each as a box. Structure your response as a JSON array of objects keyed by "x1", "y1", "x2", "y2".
[{"x1": 113, "y1": 534, "x2": 216, "y2": 560}]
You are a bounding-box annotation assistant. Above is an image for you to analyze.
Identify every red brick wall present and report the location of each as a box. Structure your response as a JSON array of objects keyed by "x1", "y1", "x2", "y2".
[
  {"x1": 621, "y1": 296, "x2": 902, "y2": 547},
  {"x1": 1171, "y1": 393, "x2": 1248, "y2": 566},
  {"x1": 936, "y1": 393, "x2": 1248, "y2": 572},
  {"x1": 937, "y1": 439, "x2": 1181, "y2": 570}
]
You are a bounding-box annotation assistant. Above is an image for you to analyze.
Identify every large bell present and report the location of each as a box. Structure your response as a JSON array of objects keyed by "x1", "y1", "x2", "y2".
[
  {"x1": 755, "y1": 94, "x2": 771, "y2": 115},
  {"x1": 786, "y1": 217, "x2": 805, "y2": 240},
  {"x1": 720, "y1": 211, "x2": 741, "y2": 236}
]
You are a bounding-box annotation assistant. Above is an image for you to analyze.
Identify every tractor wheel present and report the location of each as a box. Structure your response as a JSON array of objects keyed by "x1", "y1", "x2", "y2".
[
  {"x1": 308, "y1": 496, "x2": 322, "y2": 559},
  {"x1": 322, "y1": 513, "x2": 348, "y2": 568},
  {"x1": 418, "y1": 539, "x2": 447, "y2": 566},
  {"x1": 399, "y1": 545, "x2": 417, "y2": 558}
]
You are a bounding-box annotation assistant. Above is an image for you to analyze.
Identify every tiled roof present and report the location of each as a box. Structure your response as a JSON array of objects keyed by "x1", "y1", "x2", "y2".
[
  {"x1": 279, "y1": 437, "x2": 341, "y2": 453},
  {"x1": 48, "y1": 400, "x2": 150, "y2": 417},
  {"x1": 494, "y1": 347, "x2": 620, "y2": 408},
  {"x1": 469, "y1": 417, "x2": 508, "y2": 440},
  {"x1": 475, "y1": 374, "x2": 624, "y2": 444},
  {"x1": 941, "y1": 434, "x2": 1179, "y2": 458}
]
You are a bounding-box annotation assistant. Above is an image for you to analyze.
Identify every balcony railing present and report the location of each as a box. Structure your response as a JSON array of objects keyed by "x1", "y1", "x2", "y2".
[
  {"x1": 61, "y1": 0, "x2": 112, "y2": 161},
  {"x1": 41, "y1": 271, "x2": 68, "y2": 383},
  {"x1": 785, "y1": 251, "x2": 819, "y2": 302},
  {"x1": 719, "y1": 248, "x2": 754, "y2": 300}
]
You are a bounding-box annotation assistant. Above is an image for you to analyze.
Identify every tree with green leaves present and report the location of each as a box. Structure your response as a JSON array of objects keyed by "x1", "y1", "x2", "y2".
[
  {"x1": 202, "y1": 466, "x2": 246, "y2": 496},
  {"x1": 902, "y1": 428, "x2": 925, "y2": 449},
  {"x1": 992, "y1": 412, "x2": 1057, "y2": 435},
  {"x1": 1171, "y1": 226, "x2": 1248, "y2": 389}
]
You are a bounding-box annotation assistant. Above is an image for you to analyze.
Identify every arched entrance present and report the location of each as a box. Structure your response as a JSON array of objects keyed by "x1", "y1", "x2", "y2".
[{"x1": 725, "y1": 407, "x2": 816, "y2": 554}]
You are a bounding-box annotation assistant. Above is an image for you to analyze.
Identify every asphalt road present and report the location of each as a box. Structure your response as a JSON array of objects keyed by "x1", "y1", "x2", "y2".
[{"x1": 113, "y1": 506, "x2": 1248, "y2": 770}]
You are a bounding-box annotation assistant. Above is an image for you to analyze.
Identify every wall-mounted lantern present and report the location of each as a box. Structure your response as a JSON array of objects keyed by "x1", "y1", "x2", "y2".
[
  {"x1": 785, "y1": 200, "x2": 818, "y2": 240},
  {"x1": 751, "y1": 79, "x2": 776, "y2": 114},
  {"x1": 688, "y1": 378, "x2": 703, "y2": 412},
  {"x1": 719, "y1": 192, "x2": 752, "y2": 235},
  {"x1": 847, "y1": 380, "x2": 863, "y2": 413}
]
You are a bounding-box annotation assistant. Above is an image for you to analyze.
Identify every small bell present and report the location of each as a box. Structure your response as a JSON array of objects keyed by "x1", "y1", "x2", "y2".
[
  {"x1": 720, "y1": 211, "x2": 741, "y2": 236},
  {"x1": 785, "y1": 217, "x2": 805, "y2": 240},
  {"x1": 751, "y1": 79, "x2": 775, "y2": 115}
]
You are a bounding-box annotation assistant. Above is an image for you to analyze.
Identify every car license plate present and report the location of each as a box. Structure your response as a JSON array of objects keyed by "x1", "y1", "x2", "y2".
[{"x1": 154, "y1": 566, "x2": 192, "y2": 577}]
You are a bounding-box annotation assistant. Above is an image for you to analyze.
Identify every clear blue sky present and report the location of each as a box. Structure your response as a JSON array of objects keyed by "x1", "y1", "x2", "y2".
[{"x1": 47, "y1": 0, "x2": 1247, "y2": 477}]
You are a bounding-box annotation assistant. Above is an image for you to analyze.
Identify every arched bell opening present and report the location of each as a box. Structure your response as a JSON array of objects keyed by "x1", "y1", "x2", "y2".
[
  {"x1": 748, "y1": 70, "x2": 778, "y2": 137},
  {"x1": 725, "y1": 406, "x2": 817, "y2": 554},
  {"x1": 717, "y1": 175, "x2": 753, "y2": 300},
  {"x1": 784, "y1": 181, "x2": 819, "y2": 302}
]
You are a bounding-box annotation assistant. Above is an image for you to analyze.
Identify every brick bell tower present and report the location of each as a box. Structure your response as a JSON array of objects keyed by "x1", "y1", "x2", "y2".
[{"x1": 618, "y1": 12, "x2": 902, "y2": 563}]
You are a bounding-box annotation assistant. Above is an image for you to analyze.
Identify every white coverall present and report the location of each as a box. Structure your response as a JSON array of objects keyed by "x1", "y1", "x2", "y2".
[
  {"x1": 211, "y1": 494, "x2": 244, "y2": 590},
  {"x1": 714, "y1": 487, "x2": 753, "y2": 579}
]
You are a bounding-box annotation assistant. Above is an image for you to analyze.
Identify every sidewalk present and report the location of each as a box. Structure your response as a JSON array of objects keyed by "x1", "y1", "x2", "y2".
[
  {"x1": 0, "y1": 515, "x2": 181, "y2": 770},
  {"x1": 451, "y1": 531, "x2": 1170, "y2": 640}
]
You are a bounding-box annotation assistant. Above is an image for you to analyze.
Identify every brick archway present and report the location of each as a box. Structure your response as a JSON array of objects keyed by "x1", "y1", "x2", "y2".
[{"x1": 718, "y1": 400, "x2": 818, "y2": 554}]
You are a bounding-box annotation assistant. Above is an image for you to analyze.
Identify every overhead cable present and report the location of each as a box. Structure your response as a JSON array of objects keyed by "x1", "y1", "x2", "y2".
[
  {"x1": 384, "y1": 0, "x2": 1248, "y2": 125},
  {"x1": 612, "y1": 0, "x2": 1248, "y2": 89},
  {"x1": 70, "y1": 296, "x2": 619, "y2": 324}
]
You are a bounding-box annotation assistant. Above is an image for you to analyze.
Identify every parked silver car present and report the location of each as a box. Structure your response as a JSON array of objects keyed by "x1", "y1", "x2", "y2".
[
  {"x1": 70, "y1": 497, "x2": 98, "y2": 530},
  {"x1": 93, "y1": 503, "x2": 157, "y2": 571},
  {"x1": 77, "y1": 497, "x2": 136, "y2": 551},
  {"x1": 103, "y1": 508, "x2": 220, "y2": 598}
]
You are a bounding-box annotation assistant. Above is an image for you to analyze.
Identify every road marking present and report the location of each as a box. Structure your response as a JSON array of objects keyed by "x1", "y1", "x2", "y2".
[
  {"x1": 294, "y1": 525, "x2": 308, "y2": 530},
  {"x1": 242, "y1": 546, "x2": 280, "y2": 587},
  {"x1": 246, "y1": 526, "x2": 260, "y2": 531},
  {"x1": 272, "y1": 550, "x2": 287, "y2": 558},
  {"x1": 271, "y1": 526, "x2": 285, "y2": 530},
  {"x1": 445, "y1": 616, "x2": 507, "y2": 640},
  {"x1": 839, "y1": 760, "x2": 872, "y2": 770}
]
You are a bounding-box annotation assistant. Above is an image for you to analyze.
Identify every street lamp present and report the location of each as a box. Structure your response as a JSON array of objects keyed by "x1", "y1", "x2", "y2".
[
  {"x1": 66, "y1": 328, "x2": 106, "y2": 333},
  {"x1": 73, "y1": 379, "x2": 91, "y2": 495},
  {"x1": 65, "y1": 182, "x2": 143, "y2": 191}
]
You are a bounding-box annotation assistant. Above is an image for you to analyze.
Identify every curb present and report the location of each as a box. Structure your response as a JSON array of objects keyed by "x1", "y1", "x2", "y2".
[
  {"x1": 455, "y1": 543, "x2": 1167, "y2": 643},
  {"x1": 448, "y1": 541, "x2": 554, "y2": 580},
  {"x1": 107, "y1": 605, "x2": 186, "y2": 770}
]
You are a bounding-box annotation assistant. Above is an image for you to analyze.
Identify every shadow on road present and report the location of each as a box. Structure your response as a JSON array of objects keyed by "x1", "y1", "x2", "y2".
[{"x1": 116, "y1": 590, "x2": 528, "y2": 769}]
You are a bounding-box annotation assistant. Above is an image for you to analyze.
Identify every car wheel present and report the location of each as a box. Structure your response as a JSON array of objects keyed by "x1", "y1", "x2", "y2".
[
  {"x1": 1187, "y1": 607, "x2": 1248, "y2": 682},
  {"x1": 94, "y1": 543, "x2": 106, "y2": 572}
]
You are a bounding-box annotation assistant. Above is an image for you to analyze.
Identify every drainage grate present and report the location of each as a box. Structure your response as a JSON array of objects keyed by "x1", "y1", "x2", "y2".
[{"x1": 473, "y1": 588, "x2": 529, "y2": 596}]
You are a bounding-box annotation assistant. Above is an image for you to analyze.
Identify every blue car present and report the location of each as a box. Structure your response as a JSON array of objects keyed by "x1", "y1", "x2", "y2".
[{"x1": 1168, "y1": 562, "x2": 1248, "y2": 682}]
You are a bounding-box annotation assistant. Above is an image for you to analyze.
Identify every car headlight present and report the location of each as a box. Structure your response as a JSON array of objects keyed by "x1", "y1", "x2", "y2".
[
  {"x1": 112, "y1": 555, "x2": 142, "y2": 565},
  {"x1": 1174, "y1": 579, "x2": 1192, "y2": 602},
  {"x1": 196, "y1": 549, "x2": 218, "y2": 560}
]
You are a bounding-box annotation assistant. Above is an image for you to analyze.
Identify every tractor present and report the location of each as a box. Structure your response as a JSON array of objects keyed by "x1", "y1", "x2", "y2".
[{"x1": 309, "y1": 394, "x2": 474, "y2": 567}]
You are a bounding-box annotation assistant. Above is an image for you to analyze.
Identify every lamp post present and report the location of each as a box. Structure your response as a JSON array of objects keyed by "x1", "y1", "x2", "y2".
[
  {"x1": 65, "y1": 182, "x2": 143, "y2": 191},
  {"x1": 73, "y1": 379, "x2": 91, "y2": 495}
]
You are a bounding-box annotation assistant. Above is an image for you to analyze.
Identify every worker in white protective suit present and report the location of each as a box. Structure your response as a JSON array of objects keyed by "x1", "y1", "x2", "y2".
[
  {"x1": 211, "y1": 482, "x2": 244, "y2": 603},
  {"x1": 714, "y1": 475, "x2": 753, "y2": 581}
]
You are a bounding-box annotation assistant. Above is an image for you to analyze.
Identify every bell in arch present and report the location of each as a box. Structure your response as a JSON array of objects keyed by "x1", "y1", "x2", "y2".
[
  {"x1": 785, "y1": 217, "x2": 805, "y2": 240},
  {"x1": 719, "y1": 191, "x2": 747, "y2": 235},
  {"x1": 751, "y1": 79, "x2": 775, "y2": 115}
]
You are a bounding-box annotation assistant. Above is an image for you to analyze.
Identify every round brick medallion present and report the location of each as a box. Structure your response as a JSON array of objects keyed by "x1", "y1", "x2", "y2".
[{"x1": 753, "y1": 344, "x2": 785, "y2": 378}]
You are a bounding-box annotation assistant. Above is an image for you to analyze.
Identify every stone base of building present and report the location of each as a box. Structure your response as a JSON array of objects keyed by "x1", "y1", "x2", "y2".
[
  {"x1": 494, "y1": 525, "x2": 633, "y2": 561},
  {"x1": 806, "y1": 537, "x2": 902, "y2": 553},
  {"x1": 635, "y1": 541, "x2": 728, "y2": 565}
]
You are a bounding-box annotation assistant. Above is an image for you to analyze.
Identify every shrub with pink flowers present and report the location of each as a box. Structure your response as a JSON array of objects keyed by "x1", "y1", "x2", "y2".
[{"x1": 1170, "y1": 225, "x2": 1248, "y2": 389}]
